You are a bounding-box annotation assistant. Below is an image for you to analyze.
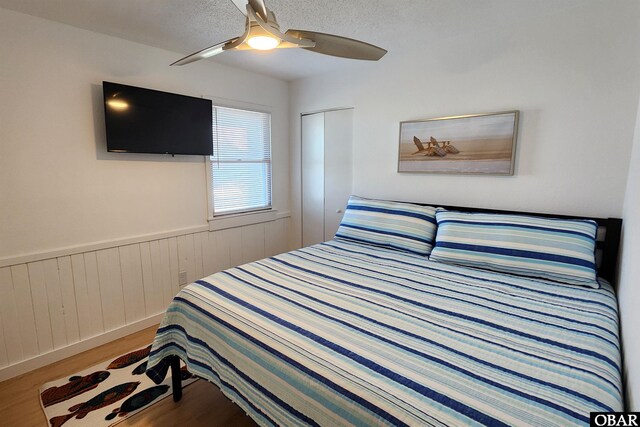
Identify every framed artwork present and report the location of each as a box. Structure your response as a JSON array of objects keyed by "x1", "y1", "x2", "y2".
[{"x1": 397, "y1": 110, "x2": 519, "y2": 175}]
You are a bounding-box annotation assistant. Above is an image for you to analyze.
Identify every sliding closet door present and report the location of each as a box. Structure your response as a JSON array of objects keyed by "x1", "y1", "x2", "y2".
[
  {"x1": 323, "y1": 109, "x2": 353, "y2": 240},
  {"x1": 301, "y1": 113, "x2": 325, "y2": 247}
]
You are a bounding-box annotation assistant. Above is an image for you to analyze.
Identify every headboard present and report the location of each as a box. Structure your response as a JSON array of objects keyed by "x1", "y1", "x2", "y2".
[{"x1": 417, "y1": 203, "x2": 623, "y2": 284}]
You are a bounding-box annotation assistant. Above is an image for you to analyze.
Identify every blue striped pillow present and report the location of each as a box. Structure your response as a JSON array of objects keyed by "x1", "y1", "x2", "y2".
[
  {"x1": 335, "y1": 196, "x2": 437, "y2": 256},
  {"x1": 429, "y1": 209, "x2": 599, "y2": 287}
]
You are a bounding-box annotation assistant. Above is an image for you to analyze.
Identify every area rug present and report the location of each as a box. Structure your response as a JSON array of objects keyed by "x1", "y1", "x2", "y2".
[{"x1": 39, "y1": 345, "x2": 197, "y2": 427}]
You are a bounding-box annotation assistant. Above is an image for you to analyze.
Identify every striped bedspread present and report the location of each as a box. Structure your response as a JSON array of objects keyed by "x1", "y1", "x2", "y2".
[{"x1": 146, "y1": 239, "x2": 622, "y2": 426}]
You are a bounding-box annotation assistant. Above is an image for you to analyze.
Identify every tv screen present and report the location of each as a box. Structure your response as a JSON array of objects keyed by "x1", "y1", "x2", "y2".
[{"x1": 103, "y1": 81, "x2": 213, "y2": 155}]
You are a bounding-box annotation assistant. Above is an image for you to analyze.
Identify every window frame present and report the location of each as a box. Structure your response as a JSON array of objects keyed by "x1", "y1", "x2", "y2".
[{"x1": 205, "y1": 101, "x2": 274, "y2": 222}]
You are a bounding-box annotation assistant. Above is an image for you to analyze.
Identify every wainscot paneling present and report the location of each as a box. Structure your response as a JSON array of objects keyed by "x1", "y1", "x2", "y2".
[{"x1": 0, "y1": 216, "x2": 291, "y2": 381}]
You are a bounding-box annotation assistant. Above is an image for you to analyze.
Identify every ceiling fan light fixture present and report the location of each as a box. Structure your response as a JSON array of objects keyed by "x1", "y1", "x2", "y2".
[
  {"x1": 170, "y1": 0, "x2": 387, "y2": 66},
  {"x1": 247, "y1": 35, "x2": 280, "y2": 50}
]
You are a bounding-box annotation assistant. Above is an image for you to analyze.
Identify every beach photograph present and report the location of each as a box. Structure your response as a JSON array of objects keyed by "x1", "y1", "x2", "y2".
[{"x1": 398, "y1": 111, "x2": 518, "y2": 174}]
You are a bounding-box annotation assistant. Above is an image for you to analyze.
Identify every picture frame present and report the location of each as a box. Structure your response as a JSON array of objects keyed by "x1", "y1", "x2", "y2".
[{"x1": 397, "y1": 110, "x2": 519, "y2": 175}]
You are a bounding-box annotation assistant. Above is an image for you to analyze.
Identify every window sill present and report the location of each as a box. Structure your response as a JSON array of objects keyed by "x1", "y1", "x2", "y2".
[{"x1": 208, "y1": 209, "x2": 290, "y2": 231}]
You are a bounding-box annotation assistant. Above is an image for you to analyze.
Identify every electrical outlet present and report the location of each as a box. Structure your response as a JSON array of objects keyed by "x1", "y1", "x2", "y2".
[{"x1": 178, "y1": 271, "x2": 188, "y2": 286}]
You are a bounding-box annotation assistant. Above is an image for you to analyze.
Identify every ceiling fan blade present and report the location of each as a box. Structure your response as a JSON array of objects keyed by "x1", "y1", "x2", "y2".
[
  {"x1": 248, "y1": 0, "x2": 269, "y2": 22},
  {"x1": 286, "y1": 30, "x2": 387, "y2": 61},
  {"x1": 171, "y1": 38, "x2": 236, "y2": 66}
]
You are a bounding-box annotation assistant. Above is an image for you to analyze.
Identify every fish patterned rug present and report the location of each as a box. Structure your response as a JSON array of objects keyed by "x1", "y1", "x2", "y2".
[{"x1": 39, "y1": 345, "x2": 197, "y2": 427}]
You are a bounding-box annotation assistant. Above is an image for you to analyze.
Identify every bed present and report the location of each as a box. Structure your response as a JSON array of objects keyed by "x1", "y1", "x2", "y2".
[{"x1": 146, "y1": 200, "x2": 623, "y2": 426}]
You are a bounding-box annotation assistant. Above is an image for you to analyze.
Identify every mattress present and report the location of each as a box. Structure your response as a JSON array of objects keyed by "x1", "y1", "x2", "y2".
[{"x1": 146, "y1": 239, "x2": 622, "y2": 426}]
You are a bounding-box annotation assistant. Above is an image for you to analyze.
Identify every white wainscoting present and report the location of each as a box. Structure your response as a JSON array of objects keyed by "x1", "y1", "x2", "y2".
[{"x1": 0, "y1": 216, "x2": 291, "y2": 381}]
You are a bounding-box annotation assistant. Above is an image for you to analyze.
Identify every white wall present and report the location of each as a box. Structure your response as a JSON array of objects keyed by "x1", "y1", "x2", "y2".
[
  {"x1": 619, "y1": 96, "x2": 640, "y2": 410},
  {"x1": 0, "y1": 7, "x2": 292, "y2": 379},
  {"x1": 289, "y1": 1, "x2": 640, "y2": 247},
  {"x1": 0, "y1": 8, "x2": 290, "y2": 261}
]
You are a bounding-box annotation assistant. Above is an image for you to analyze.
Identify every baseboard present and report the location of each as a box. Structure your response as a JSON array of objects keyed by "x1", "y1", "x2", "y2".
[{"x1": 0, "y1": 313, "x2": 164, "y2": 382}]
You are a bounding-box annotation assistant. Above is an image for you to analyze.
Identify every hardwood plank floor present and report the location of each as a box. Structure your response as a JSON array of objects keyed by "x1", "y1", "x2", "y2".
[{"x1": 0, "y1": 325, "x2": 257, "y2": 426}]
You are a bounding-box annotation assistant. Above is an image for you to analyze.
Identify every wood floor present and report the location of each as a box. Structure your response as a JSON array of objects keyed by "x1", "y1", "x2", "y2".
[{"x1": 0, "y1": 325, "x2": 257, "y2": 427}]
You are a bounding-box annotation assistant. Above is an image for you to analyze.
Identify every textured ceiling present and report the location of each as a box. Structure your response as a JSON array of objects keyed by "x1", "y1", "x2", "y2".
[{"x1": 0, "y1": 0, "x2": 585, "y2": 81}]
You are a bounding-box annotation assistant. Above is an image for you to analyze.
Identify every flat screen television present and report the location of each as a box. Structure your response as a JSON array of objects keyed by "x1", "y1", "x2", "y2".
[{"x1": 103, "y1": 81, "x2": 213, "y2": 155}]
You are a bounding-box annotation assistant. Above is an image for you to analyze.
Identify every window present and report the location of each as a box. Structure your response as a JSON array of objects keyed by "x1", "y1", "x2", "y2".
[{"x1": 210, "y1": 106, "x2": 272, "y2": 216}]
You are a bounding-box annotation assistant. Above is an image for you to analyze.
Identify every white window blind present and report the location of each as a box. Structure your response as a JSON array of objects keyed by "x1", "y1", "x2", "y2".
[{"x1": 210, "y1": 106, "x2": 272, "y2": 216}]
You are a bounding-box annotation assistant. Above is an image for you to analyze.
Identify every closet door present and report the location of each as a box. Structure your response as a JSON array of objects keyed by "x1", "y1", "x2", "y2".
[
  {"x1": 323, "y1": 109, "x2": 353, "y2": 240},
  {"x1": 301, "y1": 113, "x2": 325, "y2": 247}
]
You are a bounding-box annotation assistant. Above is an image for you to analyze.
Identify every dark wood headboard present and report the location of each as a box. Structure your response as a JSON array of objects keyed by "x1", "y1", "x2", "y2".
[{"x1": 415, "y1": 203, "x2": 623, "y2": 284}]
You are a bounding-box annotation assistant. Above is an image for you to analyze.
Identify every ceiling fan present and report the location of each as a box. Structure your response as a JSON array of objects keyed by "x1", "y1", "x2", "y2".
[{"x1": 171, "y1": 0, "x2": 387, "y2": 66}]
